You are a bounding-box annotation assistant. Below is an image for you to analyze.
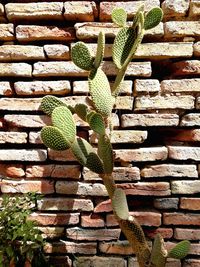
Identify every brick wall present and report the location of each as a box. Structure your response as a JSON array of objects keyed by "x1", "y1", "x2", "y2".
[{"x1": 0, "y1": 1, "x2": 200, "y2": 266}]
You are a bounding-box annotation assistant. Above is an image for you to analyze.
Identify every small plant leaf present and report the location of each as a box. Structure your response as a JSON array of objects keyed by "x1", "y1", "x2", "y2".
[
  {"x1": 52, "y1": 106, "x2": 76, "y2": 144},
  {"x1": 94, "y1": 32, "x2": 105, "y2": 69},
  {"x1": 112, "y1": 188, "x2": 129, "y2": 220},
  {"x1": 88, "y1": 112, "x2": 105, "y2": 135},
  {"x1": 88, "y1": 68, "x2": 114, "y2": 117},
  {"x1": 40, "y1": 95, "x2": 68, "y2": 116},
  {"x1": 168, "y1": 240, "x2": 191, "y2": 260},
  {"x1": 41, "y1": 126, "x2": 71, "y2": 150},
  {"x1": 75, "y1": 103, "x2": 88, "y2": 121},
  {"x1": 144, "y1": 7, "x2": 163, "y2": 30},
  {"x1": 71, "y1": 42, "x2": 94, "y2": 71},
  {"x1": 111, "y1": 8, "x2": 127, "y2": 27}
]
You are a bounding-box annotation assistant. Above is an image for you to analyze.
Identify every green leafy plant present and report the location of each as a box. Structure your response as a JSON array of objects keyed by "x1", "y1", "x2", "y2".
[
  {"x1": 0, "y1": 193, "x2": 50, "y2": 267},
  {"x1": 40, "y1": 6, "x2": 191, "y2": 267}
]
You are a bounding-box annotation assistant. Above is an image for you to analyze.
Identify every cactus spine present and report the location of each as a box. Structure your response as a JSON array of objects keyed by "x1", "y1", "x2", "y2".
[{"x1": 40, "y1": 6, "x2": 190, "y2": 267}]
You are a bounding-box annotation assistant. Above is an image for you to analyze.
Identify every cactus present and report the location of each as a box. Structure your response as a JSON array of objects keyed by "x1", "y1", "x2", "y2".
[
  {"x1": 168, "y1": 240, "x2": 191, "y2": 260},
  {"x1": 40, "y1": 5, "x2": 190, "y2": 267}
]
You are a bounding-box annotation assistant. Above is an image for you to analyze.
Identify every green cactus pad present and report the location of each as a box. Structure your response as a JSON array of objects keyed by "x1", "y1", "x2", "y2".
[
  {"x1": 88, "y1": 68, "x2": 114, "y2": 117},
  {"x1": 88, "y1": 112, "x2": 105, "y2": 135},
  {"x1": 112, "y1": 188, "x2": 129, "y2": 220},
  {"x1": 112, "y1": 27, "x2": 136, "y2": 69},
  {"x1": 40, "y1": 95, "x2": 68, "y2": 116},
  {"x1": 98, "y1": 134, "x2": 113, "y2": 173},
  {"x1": 168, "y1": 240, "x2": 191, "y2": 260},
  {"x1": 86, "y1": 152, "x2": 104, "y2": 174},
  {"x1": 71, "y1": 42, "x2": 94, "y2": 71},
  {"x1": 94, "y1": 32, "x2": 105, "y2": 69},
  {"x1": 144, "y1": 7, "x2": 163, "y2": 30},
  {"x1": 52, "y1": 106, "x2": 76, "y2": 145},
  {"x1": 150, "y1": 234, "x2": 167, "y2": 267},
  {"x1": 75, "y1": 103, "x2": 88, "y2": 121},
  {"x1": 71, "y1": 137, "x2": 94, "y2": 166},
  {"x1": 41, "y1": 126, "x2": 71, "y2": 151},
  {"x1": 111, "y1": 8, "x2": 127, "y2": 27}
]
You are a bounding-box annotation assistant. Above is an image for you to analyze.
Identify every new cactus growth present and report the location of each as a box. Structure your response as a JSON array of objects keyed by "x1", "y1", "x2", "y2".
[{"x1": 40, "y1": 6, "x2": 190, "y2": 267}]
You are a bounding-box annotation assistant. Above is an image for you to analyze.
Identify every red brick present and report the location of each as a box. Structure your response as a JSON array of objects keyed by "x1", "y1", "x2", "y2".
[
  {"x1": 39, "y1": 226, "x2": 65, "y2": 239},
  {"x1": 162, "y1": 129, "x2": 200, "y2": 142},
  {"x1": 0, "y1": 164, "x2": 25, "y2": 178},
  {"x1": 180, "y1": 198, "x2": 200, "y2": 210},
  {"x1": 163, "y1": 213, "x2": 200, "y2": 226},
  {"x1": 174, "y1": 228, "x2": 200, "y2": 240},
  {"x1": 73, "y1": 256, "x2": 126, "y2": 267},
  {"x1": 171, "y1": 60, "x2": 200, "y2": 76},
  {"x1": 145, "y1": 227, "x2": 173, "y2": 239},
  {"x1": 183, "y1": 259, "x2": 200, "y2": 267},
  {"x1": 94, "y1": 199, "x2": 112, "y2": 213},
  {"x1": 81, "y1": 214, "x2": 105, "y2": 228},
  {"x1": 99, "y1": 240, "x2": 133, "y2": 255},
  {"x1": 48, "y1": 256, "x2": 72, "y2": 267}
]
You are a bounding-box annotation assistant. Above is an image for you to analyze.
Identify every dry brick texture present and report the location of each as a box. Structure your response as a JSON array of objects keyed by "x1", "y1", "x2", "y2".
[{"x1": 0, "y1": 1, "x2": 200, "y2": 266}]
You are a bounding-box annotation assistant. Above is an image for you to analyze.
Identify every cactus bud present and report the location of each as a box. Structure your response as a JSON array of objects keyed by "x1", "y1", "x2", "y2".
[
  {"x1": 168, "y1": 240, "x2": 191, "y2": 260},
  {"x1": 150, "y1": 234, "x2": 167, "y2": 267},
  {"x1": 98, "y1": 134, "x2": 113, "y2": 173},
  {"x1": 111, "y1": 8, "x2": 127, "y2": 27},
  {"x1": 112, "y1": 188, "x2": 129, "y2": 220},
  {"x1": 144, "y1": 7, "x2": 163, "y2": 30},
  {"x1": 74, "y1": 103, "x2": 88, "y2": 122},
  {"x1": 40, "y1": 95, "x2": 69, "y2": 116},
  {"x1": 94, "y1": 32, "x2": 105, "y2": 69},
  {"x1": 88, "y1": 112, "x2": 105, "y2": 135}
]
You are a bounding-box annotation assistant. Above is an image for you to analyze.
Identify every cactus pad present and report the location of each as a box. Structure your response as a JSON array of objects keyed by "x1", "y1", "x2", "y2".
[
  {"x1": 40, "y1": 95, "x2": 68, "y2": 116},
  {"x1": 150, "y1": 234, "x2": 167, "y2": 267},
  {"x1": 41, "y1": 126, "x2": 71, "y2": 150},
  {"x1": 98, "y1": 134, "x2": 113, "y2": 173},
  {"x1": 144, "y1": 7, "x2": 163, "y2": 30},
  {"x1": 75, "y1": 103, "x2": 88, "y2": 121},
  {"x1": 112, "y1": 27, "x2": 136, "y2": 69},
  {"x1": 88, "y1": 112, "x2": 105, "y2": 135},
  {"x1": 94, "y1": 32, "x2": 105, "y2": 69},
  {"x1": 112, "y1": 188, "x2": 129, "y2": 220},
  {"x1": 86, "y1": 152, "x2": 104, "y2": 174},
  {"x1": 168, "y1": 240, "x2": 190, "y2": 260},
  {"x1": 111, "y1": 8, "x2": 127, "y2": 27},
  {"x1": 52, "y1": 106, "x2": 76, "y2": 145},
  {"x1": 88, "y1": 68, "x2": 114, "y2": 117},
  {"x1": 71, "y1": 42, "x2": 94, "y2": 71}
]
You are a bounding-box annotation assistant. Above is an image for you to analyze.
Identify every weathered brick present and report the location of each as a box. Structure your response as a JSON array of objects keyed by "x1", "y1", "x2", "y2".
[
  {"x1": 56, "y1": 181, "x2": 107, "y2": 196},
  {"x1": 145, "y1": 227, "x2": 173, "y2": 239},
  {"x1": 0, "y1": 164, "x2": 25, "y2": 178},
  {"x1": 0, "y1": 131, "x2": 26, "y2": 144},
  {"x1": 14, "y1": 80, "x2": 71, "y2": 95},
  {"x1": 4, "y1": 115, "x2": 50, "y2": 128},
  {"x1": 44, "y1": 241, "x2": 97, "y2": 254},
  {"x1": 161, "y1": 78, "x2": 200, "y2": 93},
  {"x1": 73, "y1": 80, "x2": 132, "y2": 95},
  {"x1": 174, "y1": 228, "x2": 200, "y2": 240},
  {"x1": 0, "y1": 98, "x2": 40, "y2": 111},
  {"x1": 141, "y1": 164, "x2": 198, "y2": 178},
  {"x1": 0, "y1": 63, "x2": 32, "y2": 77},
  {"x1": 107, "y1": 211, "x2": 161, "y2": 227},
  {"x1": 134, "y1": 95, "x2": 194, "y2": 110},
  {"x1": 154, "y1": 198, "x2": 179, "y2": 210},
  {"x1": 0, "y1": 82, "x2": 13, "y2": 96},
  {"x1": 48, "y1": 148, "x2": 76, "y2": 162},
  {"x1": 44, "y1": 45, "x2": 70, "y2": 60},
  {"x1": 171, "y1": 180, "x2": 200, "y2": 194},
  {"x1": 115, "y1": 147, "x2": 168, "y2": 162},
  {"x1": 29, "y1": 132, "x2": 42, "y2": 144},
  {"x1": 37, "y1": 198, "x2": 93, "y2": 211},
  {"x1": 0, "y1": 45, "x2": 45, "y2": 61},
  {"x1": 47, "y1": 256, "x2": 72, "y2": 267},
  {"x1": 64, "y1": 2, "x2": 98, "y2": 22},
  {"x1": 0, "y1": 149, "x2": 47, "y2": 161},
  {"x1": 29, "y1": 212, "x2": 79, "y2": 226},
  {"x1": 39, "y1": 226, "x2": 65, "y2": 239},
  {"x1": 99, "y1": 240, "x2": 133, "y2": 255},
  {"x1": 195, "y1": 97, "x2": 200, "y2": 109},
  {"x1": 163, "y1": 212, "x2": 200, "y2": 226},
  {"x1": 90, "y1": 130, "x2": 147, "y2": 144},
  {"x1": 194, "y1": 41, "x2": 200, "y2": 56},
  {"x1": 66, "y1": 227, "x2": 120, "y2": 241},
  {"x1": 26, "y1": 164, "x2": 81, "y2": 179},
  {"x1": 189, "y1": 0, "x2": 200, "y2": 17},
  {"x1": 94, "y1": 199, "x2": 112, "y2": 213},
  {"x1": 183, "y1": 259, "x2": 200, "y2": 267},
  {"x1": 163, "y1": 129, "x2": 200, "y2": 142},
  {"x1": 74, "y1": 256, "x2": 126, "y2": 267},
  {"x1": 16, "y1": 25, "x2": 76, "y2": 42},
  {"x1": 162, "y1": 0, "x2": 189, "y2": 18},
  {"x1": 83, "y1": 167, "x2": 140, "y2": 181},
  {"x1": 81, "y1": 214, "x2": 105, "y2": 228},
  {"x1": 0, "y1": 24, "x2": 14, "y2": 41},
  {"x1": 100, "y1": 0, "x2": 160, "y2": 21},
  {"x1": 134, "y1": 79, "x2": 160, "y2": 95},
  {"x1": 168, "y1": 146, "x2": 200, "y2": 161},
  {"x1": 33, "y1": 61, "x2": 151, "y2": 77},
  {"x1": 1, "y1": 180, "x2": 54, "y2": 194},
  {"x1": 164, "y1": 21, "x2": 200, "y2": 38},
  {"x1": 128, "y1": 257, "x2": 181, "y2": 267},
  {"x1": 180, "y1": 198, "x2": 200, "y2": 210},
  {"x1": 5, "y1": 3, "x2": 63, "y2": 21},
  {"x1": 181, "y1": 113, "x2": 200, "y2": 126},
  {"x1": 119, "y1": 182, "x2": 170, "y2": 196},
  {"x1": 75, "y1": 22, "x2": 164, "y2": 40},
  {"x1": 121, "y1": 113, "x2": 179, "y2": 127},
  {"x1": 170, "y1": 60, "x2": 200, "y2": 76}
]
